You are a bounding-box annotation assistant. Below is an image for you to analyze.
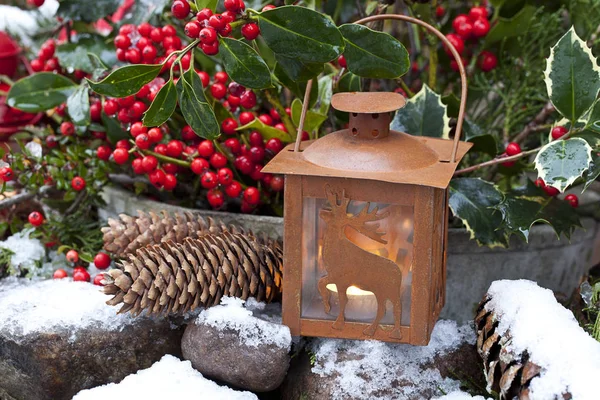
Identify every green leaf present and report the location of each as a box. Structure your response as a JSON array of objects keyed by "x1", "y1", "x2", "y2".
[
  {"x1": 236, "y1": 118, "x2": 292, "y2": 142},
  {"x1": 449, "y1": 178, "x2": 507, "y2": 248},
  {"x1": 143, "y1": 80, "x2": 177, "y2": 127},
  {"x1": 495, "y1": 180, "x2": 582, "y2": 241},
  {"x1": 274, "y1": 55, "x2": 324, "y2": 82},
  {"x1": 291, "y1": 98, "x2": 328, "y2": 133},
  {"x1": 316, "y1": 74, "x2": 334, "y2": 115},
  {"x1": 464, "y1": 119, "x2": 497, "y2": 157},
  {"x1": 57, "y1": 0, "x2": 120, "y2": 22},
  {"x1": 544, "y1": 27, "x2": 600, "y2": 122},
  {"x1": 219, "y1": 37, "x2": 272, "y2": 89},
  {"x1": 534, "y1": 137, "x2": 593, "y2": 193},
  {"x1": 258, "y1": 5, "x2": 344, "y2": 63},
  {"x1": 441, "y1": 93, "x2": 460, "y2": 118},
  {"x1": 584, "y1": 100, "x2": 600, "y2": 132},
  {"x1": 56, "y1": 34, "x2": 117, "y2": 73},
  {"x1": 87, "y1": 64, "x2": 162, "y2": 98},
  {"x1": 390, "y1": 85, "x2": 450, "y2": 138},
  {"x1": 7, "y1": 73, "x2": 78, "y2": 112},
  {"x1": 101, "y1": 112, "x2": 128, "y2": 145},
  {"x1": 121, "y1": 0, "x2": 170, "y2": 25},
  {"x1": 338, "y1": 72, "x2": 361, "y2": 92},
  {"x1": 575, "y1": 131, "x2": 600, "y2": 191},
  {"x1": 273, "y1": 62, "x2": 320, "y2": 104},
  {"x1": 177, "y1": 68, "x2": 220, "y2": 140},
  {"x1": 196, "y1": 0, "x2": 218, "y2": 10},
  {"x1": 484, "y1": 5, "x2": 536, "y2": 46},
  {"x1": 339, "y1": 24, "x2": 409, "y2": 79},
  {"x1": 66, "y1": 85, "x2": 90, "y2": 126}
]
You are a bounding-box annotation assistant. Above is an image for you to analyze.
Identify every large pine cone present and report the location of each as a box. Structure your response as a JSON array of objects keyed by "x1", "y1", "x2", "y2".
[{"x1": 103, "y1": 231, "x2": 283, "y2": 316}]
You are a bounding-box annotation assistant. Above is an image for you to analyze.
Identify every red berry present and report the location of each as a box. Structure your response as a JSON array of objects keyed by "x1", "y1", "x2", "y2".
[
  {"x1": 166, "y1": 140, "x2": 184, "y2": 158},
  {"x1": 138, "y1": 22, "x2": 153, "y2": 37},
  {"x1": 44, "y1": 58, "x2": 59, "y2": 72},
  {"x1": 469, "y1": 6, "x2": 488, "y2": 21},
  {"x1": 53, "y1": 269, "x2": 68, "y2": 279},
  {"x1": 112, "y1": 148, "x2": 129, "y2": 164},
  {"x1": 241, "y1": 23, "x2": 260, "y2": 40},
  {"x1": 436, "y1": 6, "x2": 445, "y2": 18},
  {"x1": 30, "y1": 59, "x2": 43, "y2": 72},
  {"x1": 197, "y1": 8, "x2": 213, "y2": 21},
  {"x1": 90, "y1": 101, "x2": 102, "y2": 122},
  {"x1": 29, "y1": 0, "x2": 45, "y2": 7},
  {"x1": 217, "y1": 168, "x2": 234, "y2": 185},
  {"x1": 270, "y1": 175, "x2": 284, "y2": 192},
  {"x1": 239, "y1": 112, "x2": 255, "y2": 125},
  {"x1": 28, "y1": 211, "x2": 44, "y2": 226},
  {"x1": 472, "y1": 18, "x2": 490, "y2": 38},
  {"x1": 163, "y1": 163, "x2": 178, "y2": 174},
  {"x1": 73, "y1": 269, "x2": 91, "y2": 282},
  {"x1": 221, "y1": 118, "x2": 238, "y2": 135},
  {"x1": 97, "y1": 145, "x2": 112, "y2": 160},
  {"x1": 142, "y1": 155, "x2": 158, "y2": 172},
  {"x1": 565, "y1": 194, "x2": 579, "y2": 208},
  {"x1": 118, "y1": 95, "x2": 136, "y2": 108},
  {"x1": 506, "y1": 142, "x2": 521, "y2": 156},
  {"x1": 228, "y1": 82, "x2": 245, "y2": 96},
  {"x1": 452, "y1": 14, "x2": 470, "y2": 32},
  {"x1": 455, "y1": 21, "x2": 473, "y2": 40},
  {"x1": 130, "y1": 121, "x2": 147, "y2": 137},
  {"x1": 478, "y1": 51, "x2": 498, "y2": 72},
  {"x1": 136, "y1": 37, "x2": 151, "y2": 51},
  {"x1": 191, "y1": 158, "x2": 210, "y2": 174},
  {"x1": 116, "y1": 139, "x2": 131, "y2": 150},
  {"x1": 544, "y1": 185, "x2": 560, "y2": 197},
  {"x1": 534, "y1": 178, "x2": 546, "y2": 188},
  {"x1": 142, "y1": 45, "x2": 158, "y2": 62},
  {"x1": 207, "y1": 188, "x2": 225, "y2": 208},
  {"x1": 198, "y1": 71, "x2": 210, "y2": 87},
  {"x1": 200, "y1": 27, "x2": 218, "y2": 44},
  {"x1": 0, "y1": 166, "x2": 14, "y2": 182},
  {"x1": 201, "y1": 171, "x2": 218, "y2": 189},
  {"x1": 235, "y1": 155, "x2": 253, "y2": 175},
  {"x1": 224, "y1": 138, "x2": 241, "y2": 155},
  {"x1": 224, "y1": 0, "x2": 240, "y2": 12},
  {"x1": 210, "y1": 152, "x2": 228, "y2": 168},
  {"x1": 249, "y1": 131, "x2": 263, "y2": 146},
  {"x1": 114, "y1": 34, "x2": 131, "y2": 49},
  {"x1": 93, "y1": 274, "x2": 105, "y2": 286},
  {"x1": 219, "y1": 23, "x2": 232, "y2": 37},
  {"x1": 147, "y1": 127, "x2": 163, "y2": 143},
  {"x1": 66, "y1": 249, "x2": 79, "y2": 263},
  {"x1": 103, "y1": 99, "x2": 118, "y2": 116},
  {"x1": 240, "y1": 90, "x2": 257, "y2": 109},
  {"x1": 551, "y1": 126, "x2": 568, "y2": 140},
  {"x1": 265, "y1": 138, "x2": 283, "y2": 154},
  {"x1": 149, "y1": 169, "x2": 166, "y2": 187},
  {"x1": 215, "y1": 71, "x2": 228, "y2": 83},
  {"x1": 222, "y1": 10, "x2": 236, "y2": 23},
  {"x1": 162, "y1": 24, "x2": 177, "y2": 37},
  {"x1": 154, "y1": 143, "x2": 168, "y2": 155},
  {"x1": 181, "y1": 125, "x2": 196, "y2": 141},
  {"x1": 135, "y1": 133, "x2": 151, "y2": 149},
  {"x1": 94, "y1": 252, "x2": 111, "y2": 269},
  {"x1": 208, "y1": 14, "x2": 226, "y2": 31},
  {"x1": 250, "y1": 164, "x2": 264, "y2": 181},
  {"x1": 119, "y1": 24, "x2": 135, "y2": 35},
  {"x1": 269, "y1": 108, "x2": 281, "y2": 121},
  {"x1": 116, "y1": 48, "x2": 127, "y2": 62},
  {"x1": 249, "y1": 146, "x2": 265, "y2": 162},
  {"x1": 225, "y1": 181, "x2": 242, "y2": 197},
  {"x1": 163, "y1": 173, "x2": 177, "y2": 191},
  {"x1": 445, "y1": 33, "x2": 464, "y2": 55},
  {"x1": 171, "y1": 0, "x2": 190, "y2": 19},
  {"x1": 243, "y1": 187, "x2": 260, "y2": 205},
  {"x1": 262, "y1": 4, "x2": 275, "y2": 11},
  {"x1": 46, "y1": 135, "x2": 58, "y2": 149},
  {"x1": 125, "y1": 48, "x2": 142, "y2": 64},
  {"x1": 71, "y1": 176, "x2": 86, "y2": 191},
  {"x1": 337, "y1": 55, "x2": 347, "y2": 68},
  {"x1": 150, "y1": 27, "x2": 164, "y2": 43},
  {"x1": 132, "y1": 158, "x2": 145, "y2": 174},
  {"x1": 228, "y1": 95, "x2": 241, "y2": 107},
  {"x1": 211, "y1": 83, "x2": 227, "y2": 99},
  {"x1": 60, "y1": 121, "x2": 75, "y2": 136},
  {"x1": 185, "y1": 21, "x2": 201, "y2": 38},
  {"x1": 197, "y1": 140, "x2": 215, "y2": 158},
  {"x1": 201, "y1": 41, "x2": 220, "y2": 56}
]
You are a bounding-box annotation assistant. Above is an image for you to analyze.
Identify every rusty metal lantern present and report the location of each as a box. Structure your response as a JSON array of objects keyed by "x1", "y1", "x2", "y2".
[{"x1": 262, "y1": 15, "x2": 472, "y2": 345}]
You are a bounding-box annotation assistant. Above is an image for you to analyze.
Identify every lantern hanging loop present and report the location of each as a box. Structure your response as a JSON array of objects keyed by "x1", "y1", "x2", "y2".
[{"x1": 293, "y1": 14, "x2": 468, "y2": 164}]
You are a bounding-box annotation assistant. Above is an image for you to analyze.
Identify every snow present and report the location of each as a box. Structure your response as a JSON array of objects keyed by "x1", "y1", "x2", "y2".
[
  {"x1": 73, "y1": 354, "x2": 257, "y2": 400},
  {"x1": 25, "y1": 141, "x2": 42, "y2": 159},
  {"x1": 0, "y1": 1, "x2": 59, "y2": 45},
  {"x1": 195, "y1": 297, "x2": 291, "y2": 350},
  {"x1": 0, "y1": 278, "x2": 135, "y2": 341},
  {"x1": 310, "y1": 320, "x2": 474, "y2": 399},
  {"x1": 0, "y1": 229, "x2": 45, "y2": 275},
  {"x1": 434, "y1": 391, "x2": 490, "y2": 400},
  {"x1": 485, "y1": 279, "x2": 600, "y2": 400}
]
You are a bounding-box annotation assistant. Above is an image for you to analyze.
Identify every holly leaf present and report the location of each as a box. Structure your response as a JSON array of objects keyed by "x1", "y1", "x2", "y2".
[
  {"x1": 449, "y1": 178, "x2": 508, "y2": 248},
  {"x1": 291, "y1": 98, "x2": 328, "y2": 133},
  {"x1": 143, "y1": 79, "x2": 177, "y2": 127},
  {"x1": 56, "y1": 34, "x2": 117, "y2": 74},
  {"x1": 176, "y1": 68, "x2": 220, "y2": 140},
  {"x1": 120, "y1": 0, "x2": 170, "y2": 25},
  {"x1": 495, "y1": 180, "x2": 582, "y2": 241},
  {"x1": 219, "y1": 37, "x2": 272, "y2": 89},
  {"x1": 7, "y1": 73, "x2": 78, "y2": 112},
  {"x1": 316, "y1": 73, "x2": 334, "y2": 115},
  {"x1": 464, "y1": 119, "x2": 498, "y2": 157},
  {"x1": 101, "y1": 112, "x2": 128, "y2": 145},
  {"x1": 274, "y1": 55, "x2": 324, "y2": 82},
  {"x1": 484, "y1": 5, "x2": 536, "y2": 46},
  {"x1": 66, "y1": 84, "x2": 90, "y2": 126},
  {"x1": 534, "y1": 137, "x2": 593, "y2": 193},
  {"x1": 236, "y1": 118, "x2": 292, "y2": 142},
  {"x1": 390, "y1": 85, "x2": 450, "y2": 138},
  {"x1": 338, "y1": 72, "x2": 361, "y2": 92},
  {"x1": 87, "y1": 64, "x2": 162, "y2": 98},
  {"x1": 339, "y1": 24, "x2": 409, "y2": 79},
  {"x1": 196, "y1": 0, "x2": 218, "y2": 11},
  {"x1": 544, "y1": 26, "x2": 600, "y2": 123},
  {"x1": 258, "y1": 5, "x2": 344, "y2": 63},
  {"x1": 575, "y1": 131, "x2": 600, "y2": 191},
  {"x1": 584, "y1": 100, "x2": 600, "y2": 132},
  {"x1": 58, "y1": 0, "x2": 120, "y2": 22}
]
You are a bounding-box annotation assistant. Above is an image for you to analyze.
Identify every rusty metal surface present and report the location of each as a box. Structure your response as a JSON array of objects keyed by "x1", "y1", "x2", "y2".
[{"x1": 331, "y1": 91, "x2": 406, "y2": 114}]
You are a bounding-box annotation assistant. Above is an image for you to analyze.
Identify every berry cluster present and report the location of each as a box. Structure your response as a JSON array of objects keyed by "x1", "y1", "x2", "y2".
[
  {"x1": 534, "y1": 179, "x2": 579, "y2": 207},
  {"x1": 113, "y1": 22, "x2": 186, "y2": 67},
  {"x1": 444, "y1": 6, "x2": 498, "y2": 73},
  {"x1": 29, "y1": 38, "x2": 90, "y2": 82}
]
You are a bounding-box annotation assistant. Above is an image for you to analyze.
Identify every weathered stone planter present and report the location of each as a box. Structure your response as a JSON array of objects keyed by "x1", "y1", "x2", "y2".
[{"x1": 100, "y1": 186, "x2": 600, "y2": 322}]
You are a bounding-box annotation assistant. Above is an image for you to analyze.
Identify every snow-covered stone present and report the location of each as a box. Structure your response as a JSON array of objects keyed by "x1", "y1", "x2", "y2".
[
  {"x1": 485, "y1": 279, "x2": 600, "y2": 400},
  {"x1": 0, "y1": 279, "x2": 183, "y2": 400},
  {"x1": 181, "y1": 297, "x2": 291, "y2": 392},
  {"x1": 282, "y1": 320, "x2": 485, "y2": 400},
  {"x1": 434, "y1": 391, "x2": 491, "y2": 400},
  {"x1": 0, "y1": 229, "x2": 45, "y2": 276},
  {"x1": 73, "y1": 355, "x2": 257, "y2": 400}
]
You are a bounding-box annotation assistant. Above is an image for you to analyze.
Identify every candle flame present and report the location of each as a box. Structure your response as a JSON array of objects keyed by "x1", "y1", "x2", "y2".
[{"x1": 326, "y1": 283, "x2": 373, "y2": 296}]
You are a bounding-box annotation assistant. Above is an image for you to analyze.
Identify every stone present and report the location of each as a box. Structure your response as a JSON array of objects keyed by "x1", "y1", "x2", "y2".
[
  {"x1": 0, "y1": 279, "x2": 184, "y2": 400},
  {"x1": 181, "y1": 298, "x2": 291, "y2": 393},
  {"x1": 281, "y1": 320, "x2": 487, "y2": 400}
]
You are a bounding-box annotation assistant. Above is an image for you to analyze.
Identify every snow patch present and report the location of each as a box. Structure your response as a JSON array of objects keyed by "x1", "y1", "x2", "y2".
[
  {"x1": 310, "y1": 320, "x2": 474, "y2": 399},
  {"x1": 0, "y1": 229, "x2": 45, "y2": 274},
  {"x1": 0, "y1": 278, "x2": 135, "y2": 340},
  {"x1": 434, "y1": 391, "x2": 491, "y2": 400},
  {"x1": 73, "y1": 354, "x2": 257, "y2": 400},
  {"x1": 486, "y1": 279, "x2": 600, "y2": 400},
  {"x1": 195, "y1": 297, "x2": 291, "y2": 350}
]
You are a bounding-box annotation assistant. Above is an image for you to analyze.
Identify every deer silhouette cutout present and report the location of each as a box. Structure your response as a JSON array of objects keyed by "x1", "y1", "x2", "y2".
[{"x1": 317, "y1": 185, "x2": 403, "y2": 339}]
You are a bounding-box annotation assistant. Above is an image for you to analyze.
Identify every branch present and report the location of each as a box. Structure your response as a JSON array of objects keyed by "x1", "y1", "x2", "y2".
[
  {"x1": 512, "y1": 102, "x2": 555, "y2": 144},
  {"x1": 65, "y1": 190, "x2": 87, "y2": 215},
  {"x1": 0, "y1": 186, "x2": 51, "y2": 210},
  {"x1": 453, "y1": 147, "x2": 541, "y2": 176}
]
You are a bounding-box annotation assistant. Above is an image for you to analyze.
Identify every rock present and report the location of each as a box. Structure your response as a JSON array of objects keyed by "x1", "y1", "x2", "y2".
[
  {"x1": 181, "y1": 297, "x2": 291, "y2": 392},
  {"x1": 281, "y1": 320, "x2": 487, "y2": 400},
  {"x1": 0, "y1": 278, "x2": 184, "y2": 400}
]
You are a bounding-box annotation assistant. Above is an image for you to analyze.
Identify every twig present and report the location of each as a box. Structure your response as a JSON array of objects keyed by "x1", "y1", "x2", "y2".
[
  {"x1": 512, "y1": 102, "x2": 555, "y2": 144},
  {"x1": 64, "y1": 190, "x2": 87, "y2": 215},
  {"x1": 0, "y1": 186, "x2": 51, "y2": 210},
  {"x1": 454, "y1": 147, "x2": 541, "y2": 176}
]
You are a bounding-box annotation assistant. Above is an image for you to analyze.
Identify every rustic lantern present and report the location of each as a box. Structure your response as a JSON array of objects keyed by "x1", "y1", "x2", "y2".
[{"x1": 262, "y1": 15, "x2": 472, "y2": 345}]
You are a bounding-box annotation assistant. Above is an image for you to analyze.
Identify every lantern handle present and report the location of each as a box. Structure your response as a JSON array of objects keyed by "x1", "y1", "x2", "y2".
[{"x1": 293, "y1": 14, "x2": 467, "y2": 164}]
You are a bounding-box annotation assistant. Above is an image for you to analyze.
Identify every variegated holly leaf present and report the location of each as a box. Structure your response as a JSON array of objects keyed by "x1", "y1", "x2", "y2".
[
  {"x1": 544, "y1": 27, "x2": 600, "y2": 122},
  {"x1": 534, "y1": 137, "x2": 593, "y2": 192},
  {"x1": 584, "y1": 100, "x2": 600, "y2": 132},
  {"x1": 449, "y1": 178, "x2": 508, "y2": 248},
  {"x1": 495, "y1": 180, "x2": 581, "y2": 242},
  {"x1": 390, "y1": 85, "x2": 450, "y2": 138},
  {"x1": 575, "y1": 131, "x2": 600, "y2": 191}
]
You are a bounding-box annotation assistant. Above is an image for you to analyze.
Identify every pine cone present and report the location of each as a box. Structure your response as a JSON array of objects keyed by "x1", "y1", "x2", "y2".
[
  {"x1": 475, "y1": 297, "x2": 546, "y2": 400},
  {"x1": 102, "y1": 231, "x2": 283, "y2": 316},
  {"x1": 101, "y1": 210, "x2": 241, "y2": 258}
]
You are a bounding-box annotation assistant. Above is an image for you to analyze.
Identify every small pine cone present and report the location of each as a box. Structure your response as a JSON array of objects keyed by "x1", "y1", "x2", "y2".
[
  {"x1": 103, "y1": 231, "x2": 283, "y2": 316},
  {"x1": 101, "y1": 210, "x2": 241, "y2": 258}
]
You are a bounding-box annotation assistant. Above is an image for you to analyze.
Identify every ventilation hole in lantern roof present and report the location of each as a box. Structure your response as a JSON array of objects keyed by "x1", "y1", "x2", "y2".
[
  {"x1": 371, "y1": 129, "x2": 379, "y2": 138},
  {"x1": 372, "y1": 113, "x2": 379, "y2": 119},
  {"x1": 352, "y1": 128, "x2": 358, "y2": 136},
  {"x1": 352, "y1": 113, "x2": 358, "y2": 117}
]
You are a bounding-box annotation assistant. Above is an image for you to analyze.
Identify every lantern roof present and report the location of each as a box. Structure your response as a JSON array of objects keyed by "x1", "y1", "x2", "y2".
[{"x1": 262, "y1": 92, "x2": 472, "y2": 189}]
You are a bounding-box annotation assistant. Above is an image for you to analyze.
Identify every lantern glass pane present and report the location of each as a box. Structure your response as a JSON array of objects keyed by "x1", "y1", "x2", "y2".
[{"x1": 300, "y1": 197, "x2": 414, "y2": 326}]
